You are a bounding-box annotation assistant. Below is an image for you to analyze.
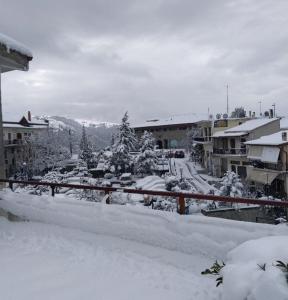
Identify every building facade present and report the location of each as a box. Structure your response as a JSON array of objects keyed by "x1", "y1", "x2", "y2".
[
  {"x1": 3, "y1": 114, "x2": 48, "y2": 177},
  {"x1": 245, "y1": 130, "x2": 288, "y2": 197},
  {"x1": 211, "y1": 118, "x2": 280, "y2": 178},
  {"x1": 133, "y1": 114, "x2": 211, "y2": 150}
]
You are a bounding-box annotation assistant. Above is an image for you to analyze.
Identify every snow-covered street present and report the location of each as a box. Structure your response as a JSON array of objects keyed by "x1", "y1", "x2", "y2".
[
  {"x1": 1, "y1": 191, "x2": 288, "y2": 299},
  {"x1": 172, "y1": 158, "x2": 217, "y2": 194}
]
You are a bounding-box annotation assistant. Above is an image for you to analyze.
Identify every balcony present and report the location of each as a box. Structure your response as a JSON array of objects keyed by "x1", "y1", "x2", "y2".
[
  {"x1": 251, "y1": 160, "x2": 284, "y2": 171},
  {"x1": 213, "y1": 147, "x2": 247, "y2": 156},
  {"x1": 193, "y1": 136, "x2": 212, "y2": 143},
  {"x1": 4, "y1": 139, "x2": 24, "y2": 146}
]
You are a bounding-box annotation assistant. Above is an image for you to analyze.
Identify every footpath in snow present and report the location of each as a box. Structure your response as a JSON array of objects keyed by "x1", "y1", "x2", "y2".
[{"x1": 0, "y1": 190, "x2": 288, "y2": 300}]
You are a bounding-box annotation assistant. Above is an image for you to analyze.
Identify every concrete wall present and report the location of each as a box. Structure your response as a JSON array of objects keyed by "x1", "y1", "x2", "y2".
[{"x1": 202, "y1": 206, "x2": 275, "y2": 224}]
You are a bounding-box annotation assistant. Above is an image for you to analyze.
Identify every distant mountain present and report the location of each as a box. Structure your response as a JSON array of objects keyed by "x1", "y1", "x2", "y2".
[{"x1": 35, "y1": 115, "x2": 118, "y2": 151}]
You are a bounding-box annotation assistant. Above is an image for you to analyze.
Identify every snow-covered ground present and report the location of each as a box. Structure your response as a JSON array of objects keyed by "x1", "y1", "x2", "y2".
[{"x1": 1, "y1": 190, "x2": 287, "y2": 300}]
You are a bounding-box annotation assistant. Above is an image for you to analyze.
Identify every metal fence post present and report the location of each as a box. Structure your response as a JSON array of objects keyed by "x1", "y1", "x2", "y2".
[
  {"x1": 178, "y1": 195, "x2": 185, "y2": 215},
  {"x1": 51, "y1": 185, "x2": 55, "y2": 197},
  {"x1": 105, "y1": 190, "x2": 110, "y2": 204}
]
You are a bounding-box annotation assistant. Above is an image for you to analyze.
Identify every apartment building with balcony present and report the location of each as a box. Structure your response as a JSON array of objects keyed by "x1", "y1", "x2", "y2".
[
  {"x1": 133, "y1": 114, "x2": 211, "y2": 150},
  {"x1": 199, "y1": 116, "x2": 253, "y2": 171},
  {"x1": 3, "y1": 113, "x2": 48, "y2": 177},
  {"x1": 245, "y1": 131, "x2": 288, "y2": 197},
  {"x1": 211, "y1": 118, "x2": 280, "y2": 178}
]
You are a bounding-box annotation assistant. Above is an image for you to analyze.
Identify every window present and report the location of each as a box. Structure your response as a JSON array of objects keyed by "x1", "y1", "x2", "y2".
[
  {"x1": 231, "y1": 165, "x2": 237, "y2": 173},
  {"x1": 230, "y1": 160, "x2": 240, "y2": 165},
  {"x1": 237, "y1": 166, "x2": 247, "y2": 178}
]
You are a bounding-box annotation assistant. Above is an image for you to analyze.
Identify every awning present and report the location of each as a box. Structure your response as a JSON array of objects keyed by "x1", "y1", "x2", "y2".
[
  {"x1": 247, "y1": 168, "x2": 280, "y2": 185},
  {"x1": 247, "y1": 146, "x2": 280, "y2": 164},
  {"x1": 262, "y1": 147, "x2": 280, "y2": 163}
]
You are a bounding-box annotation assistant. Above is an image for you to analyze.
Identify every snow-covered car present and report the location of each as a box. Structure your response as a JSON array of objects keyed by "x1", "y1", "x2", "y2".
[{"x1": 119, "y1": 173, "x2": 135, "y2": 187}]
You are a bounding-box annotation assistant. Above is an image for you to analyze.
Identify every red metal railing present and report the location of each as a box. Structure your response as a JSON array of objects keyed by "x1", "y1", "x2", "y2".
[{"x1": 1, "y1": 178, "x2": 288, "y2": 215}]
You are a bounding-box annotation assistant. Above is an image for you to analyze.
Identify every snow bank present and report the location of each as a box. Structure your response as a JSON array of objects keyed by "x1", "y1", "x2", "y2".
[
  {"x1": 1, "y1": 191, "x2": 288, "y2": 299},
  {"x1": 136, "y1": 175, "x2": 166, "y2": 190},
  {"x1": 222, "y1": 236, "x2": 288, "y2": 300},
  {"x1": 0, "y1": 32, "x2": 33, "y2": 57}
]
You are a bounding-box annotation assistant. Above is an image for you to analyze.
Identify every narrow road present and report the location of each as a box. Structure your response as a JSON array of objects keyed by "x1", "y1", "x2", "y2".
[{"x1": 172, "y1": 158, "x2": 218, "y2": 194}]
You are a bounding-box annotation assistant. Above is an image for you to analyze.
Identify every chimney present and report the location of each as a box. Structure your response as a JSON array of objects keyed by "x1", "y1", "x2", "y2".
[
  {"x1": 269, "y1": 109, "x2": 274, "y2": 118},
  {"x1": 282, "y1": 132, "x2": 287, "y2": 141},
  {"x1": 28, "y1": 111, "x2": 31, "y2": 121}
]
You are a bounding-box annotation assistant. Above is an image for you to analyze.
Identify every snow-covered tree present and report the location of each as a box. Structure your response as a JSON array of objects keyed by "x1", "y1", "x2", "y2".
[
  {"x1": 24, "y1": 129, "x2": 71, "y2": 177},
  {"x1": 230, "y1": 107, "x2": 246, "y2": 118},
  {"x1": 110, "y1": 112, "x2": 138, "y2": 174},
  {"x1": 135, "y1": 131, "x2": 157, "y2": 175},
  {"x1": 79, "y1": 125, "x2": 94, "y2": 167},
  {"x1": 218, "y1": 171, "x2": 244, "y2": 197}
]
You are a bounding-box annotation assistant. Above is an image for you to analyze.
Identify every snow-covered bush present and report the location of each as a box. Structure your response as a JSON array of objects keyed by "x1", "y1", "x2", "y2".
[{"x1": 218, "y1": 171, "x2": 244, "y2": 197}]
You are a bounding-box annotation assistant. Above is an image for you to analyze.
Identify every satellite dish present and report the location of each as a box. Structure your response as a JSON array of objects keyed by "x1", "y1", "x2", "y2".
[
  {"x1": 216, "y1": 114, "x2": 221, "y2": 120},
  {"x1": 223, "y1": 113, "x2": 228, "y2": 119}
]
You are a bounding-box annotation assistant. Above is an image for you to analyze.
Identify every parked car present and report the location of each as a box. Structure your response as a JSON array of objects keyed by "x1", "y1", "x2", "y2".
[{"x1": 174, "y1": 150, "x2": 185, "y2": 158}]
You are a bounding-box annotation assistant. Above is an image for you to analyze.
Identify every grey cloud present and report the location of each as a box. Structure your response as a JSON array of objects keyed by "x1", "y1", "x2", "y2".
[{"x1": 1, "y1": 0, "x2": 288, "y2": 123}]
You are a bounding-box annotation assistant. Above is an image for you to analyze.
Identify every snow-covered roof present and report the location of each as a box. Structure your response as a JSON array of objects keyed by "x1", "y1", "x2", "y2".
[
  {"x1": 132, "y1": 113, "x2": 210, "y2": 128},
  {"x1": 3, "y1": 123, "x2": 47, "y2": 129},
  {"x1": 213, "y1": 131, "x2": 247, "y2": 138},
  {"x1": 225, "y1": 118, "x2": 279, "y2": 133},
  {"x1": 245, "y1": 131, "x2": 288, "y2": 146},
  {"x1": 0, "y1": 33, "x2": 33, "y2": 58}
]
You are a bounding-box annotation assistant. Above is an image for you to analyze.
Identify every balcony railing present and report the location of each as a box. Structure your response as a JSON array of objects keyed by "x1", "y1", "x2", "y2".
[
  {"x1": 4, "y1": 139, "x2": 23, "y2": 146},
  {"x1": 251, "y1": 161, "x2": 284, "y2": 171},
  {"x1": 213, "y1": 148, "x2": 247, "y2": 155},
  {"x1": 193, "y1": 137, "x2": 212, "y2": 142}
]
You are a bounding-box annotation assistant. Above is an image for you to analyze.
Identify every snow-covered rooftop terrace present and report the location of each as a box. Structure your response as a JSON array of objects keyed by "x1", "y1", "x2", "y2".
[{"x1": 0, "y1": 191, "x2": 288, "y2": 300}]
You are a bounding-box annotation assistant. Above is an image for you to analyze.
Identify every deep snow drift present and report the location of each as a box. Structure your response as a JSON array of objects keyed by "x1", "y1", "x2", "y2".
[{"x1": 0, "y1": 190, "x2": 287, "y2": 300}]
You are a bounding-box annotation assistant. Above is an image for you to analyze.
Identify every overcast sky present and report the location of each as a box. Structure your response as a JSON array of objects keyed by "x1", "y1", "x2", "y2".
[{"x1": 1, "y1": 0, "x2": 288, "y2": 123}]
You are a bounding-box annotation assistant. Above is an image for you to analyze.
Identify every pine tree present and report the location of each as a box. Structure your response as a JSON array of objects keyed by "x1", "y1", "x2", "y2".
[
  {"x1": 135, "y1": 131, "x2": 157, "y2": 175},
  {"x1": 79, "y1": 125, "x2": 93, "y2": 167},
  {"x1": 110, "y1": 112, "x2": 138, "y2": 174}
]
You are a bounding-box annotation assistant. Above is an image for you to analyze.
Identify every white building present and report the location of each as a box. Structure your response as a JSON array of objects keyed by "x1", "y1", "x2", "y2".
[
  {"x1": 211, "y1": 118, "x2": 281, "y2": 178},
  {"x1": 245, "y1": 130, "x2": 288, "y2": 197},
  {"x1": 3, "y1": 113, "x2": 48, "y2": 177}
]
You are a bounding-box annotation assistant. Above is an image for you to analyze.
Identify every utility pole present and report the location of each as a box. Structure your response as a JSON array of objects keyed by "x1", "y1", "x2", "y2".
[
  {"x1": 0, "y1": 67, "x2": 6, "y2": 180},
  {"x1": 258, "y1": 101, "x2": 262, "y2": 116},
  {"x1": 226, "y1": 84, "x2": 229, "y2": 116}
]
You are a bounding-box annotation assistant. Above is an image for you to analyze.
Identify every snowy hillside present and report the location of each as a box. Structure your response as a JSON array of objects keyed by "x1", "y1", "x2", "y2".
[
  {"x1": 1, "y1": 191, "x2": 288, "y2": 300},
  {"x1": 35, "y1": 115, "x2": 118, "y2": 150}
]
